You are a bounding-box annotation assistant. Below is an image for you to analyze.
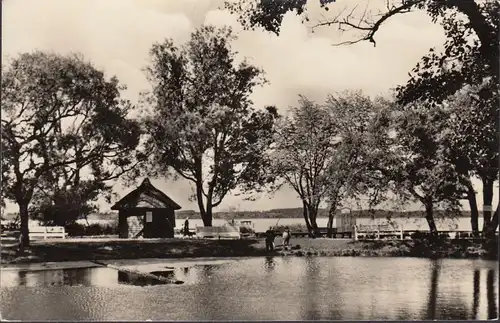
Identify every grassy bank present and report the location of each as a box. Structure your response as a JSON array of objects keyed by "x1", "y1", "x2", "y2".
[{"x1": 1, "y1": 236, "x2": 497, "y2": 265}]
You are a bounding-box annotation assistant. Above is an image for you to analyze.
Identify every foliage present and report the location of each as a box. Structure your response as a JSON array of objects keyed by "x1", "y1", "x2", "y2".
[
  {"x1": 270, "y1": 96, "x2": 336, "y2": 232},
  {"x1": 225, "y1": 0, "x2": 498, "y2": 73},
  {"x1": 396, "y1": 1, "x2": 499, "y2": 105},
  {"x1": 270, "y1": 91, "x2": 393, "y2": 234},
  {"x1": 65, "y1": 222, "x2": 118, "y2": 237},
  {"x1": 442, "y1": 83, "x2": 499, "y2": 183},
  {"x1": 387, "y1": 101, "x2": 465, "y2": 234},
  {"x1": 391, "y1": 0, "x2": 498, "y2": 234},
  {"x1": 141, "y1": 25, "x2": 278, "y2": 226},
  {"x1": 324, "y1": 92, "x2": 393, "y2": 208},
  {"x1": 30, "y1": 181, "x2": 111, "y2": 226},
  {"x1": 1, "y1": 51, "x2": 142, "y2": 247}
]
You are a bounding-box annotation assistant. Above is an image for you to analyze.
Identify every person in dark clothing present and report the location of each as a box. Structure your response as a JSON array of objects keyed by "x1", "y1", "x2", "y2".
[
  {"x1": 265, "y1": 228, "x2": 276, "y2": 252},
  {"x1": 183, "y1": 218, "x2": 190, "y2": 237}
]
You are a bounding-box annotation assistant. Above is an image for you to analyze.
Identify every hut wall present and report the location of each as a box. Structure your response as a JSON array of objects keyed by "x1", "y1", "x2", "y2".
[
  {"x1": 118, "y1": 210, "x2": 129, "y2": 238},
  {"x1": 143, "y1": 209, "x2": 175, "y2": 238}
]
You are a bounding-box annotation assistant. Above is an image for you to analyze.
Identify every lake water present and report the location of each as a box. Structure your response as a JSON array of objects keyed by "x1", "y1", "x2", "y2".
[
  {"x1": 76, "y1": 216, "x2": 492, "y2": 233},
  {"x1": 1, "y1": 257, "x2": 498, "y2": 320}
]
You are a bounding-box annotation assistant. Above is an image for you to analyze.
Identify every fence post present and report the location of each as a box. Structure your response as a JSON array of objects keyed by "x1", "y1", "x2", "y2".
[{"x1": 354, "y1": 226, "x2": 358, "y2": 241}]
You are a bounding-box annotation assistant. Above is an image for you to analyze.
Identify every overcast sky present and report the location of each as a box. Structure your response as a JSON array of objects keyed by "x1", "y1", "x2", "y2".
[{"x1": 2, "y1": 0, "x2": 496, "y2": 213}]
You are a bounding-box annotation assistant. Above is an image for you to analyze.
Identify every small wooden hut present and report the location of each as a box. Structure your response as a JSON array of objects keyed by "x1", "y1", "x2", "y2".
[{"x1": 111, "y1": 178, "x2": 181, "y2": 239}]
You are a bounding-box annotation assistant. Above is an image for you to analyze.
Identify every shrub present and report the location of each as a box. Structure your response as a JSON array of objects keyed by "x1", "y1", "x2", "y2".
[
  {"x1": 274, "y1": 224, "x2": 307, "y2": 233},
  {"x1": 65, "y1": 222, "x2": 118, "y2": 236}
]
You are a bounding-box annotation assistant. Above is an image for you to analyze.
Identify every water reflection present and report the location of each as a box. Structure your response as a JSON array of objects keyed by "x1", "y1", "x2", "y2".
[
  {"x1": 487, "y1": 269, "x2": 498, "y2": 319},
  {"x1": 473, "y1": 269, "x2": 480, "y2": 319},
  {"x1": 426, "y1": 260, "x2": 440, "y2": 320},
  {"x1": 264, "y1": 256, "x2": 276, "y2": 272},
  {"x1": 302, "y1": 257, "x2": 320, "y2": 320},
  {"x1": 1, "y1": 257, "x2": 498, "y2": 321},
  {"x1": 117, "y1": 271, "x2": 167, "y2": 286},
  {"x1": 13, "y1": 268, "x2": 95, "y2": 287}
]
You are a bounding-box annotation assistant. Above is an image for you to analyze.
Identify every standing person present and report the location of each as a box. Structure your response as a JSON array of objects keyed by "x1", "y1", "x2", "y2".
[
  {"x1": 282, "y1": 227, "x2": 291, "y2": 250},
  {"x1": 183, "y1": 217, "x2": 190, "y2": 237},
  {"x1": 265, "y1": 227, "x2": 276, "y2": 252}
]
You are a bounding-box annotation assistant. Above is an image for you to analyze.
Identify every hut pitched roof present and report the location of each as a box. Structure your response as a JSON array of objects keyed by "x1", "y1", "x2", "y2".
[{"x1": 111, "y1": 178, "x2": 182, "y2": 210}]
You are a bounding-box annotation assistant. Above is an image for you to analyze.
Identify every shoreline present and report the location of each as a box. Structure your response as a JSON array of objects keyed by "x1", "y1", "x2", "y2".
[{"x1": 1, "y1": 237, "x2": 497, "y2": 267}]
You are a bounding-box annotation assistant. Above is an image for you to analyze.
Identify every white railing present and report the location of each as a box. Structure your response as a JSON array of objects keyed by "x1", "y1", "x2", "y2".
[
  {"x1": 354, "y1": 224, "x2": 403, "y2": 241},
  {"x1": 195, "y1": 225, "x2": 241, "y2": 239},
  {"x1": 28, "y1": 226, "x2": 67, "y2": 240}
]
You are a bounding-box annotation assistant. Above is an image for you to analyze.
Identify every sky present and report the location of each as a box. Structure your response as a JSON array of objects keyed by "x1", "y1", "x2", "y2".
[{"x1": 2, "y1": 0, "x2": 497, "y2": 213}]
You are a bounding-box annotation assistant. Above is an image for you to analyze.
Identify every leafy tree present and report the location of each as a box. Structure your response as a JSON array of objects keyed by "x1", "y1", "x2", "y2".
[
  {"x1": 29, "y1": 180, "x2": 111, "y2": 226},
  {"x1": 395, "y1": 3, "x2": 499, "y2": 234},
  {"x1": 1, "y1": 51, "x2": 141, "y2": 249},
  {"x1": 225, "y1": 0, "x2": 498, "y2": 83},
  {"x1": 271, "y1": 92, "x2": 392, "y2": 236},
  {"x1": 322, "y1": 92, "x2": 394, "y2": 237},
  {"x1": 389, "y1": 102, "x2": 465, "y2": 235},
  {"x1": 141, "y1": 25, "x2": 278, "y2": 227},
  {"x1": 441, "y1": 83, "x2": 499, "y2": 235},
  {"x1": 270, "y1": 96, "x2": 335, "y2": 235}
]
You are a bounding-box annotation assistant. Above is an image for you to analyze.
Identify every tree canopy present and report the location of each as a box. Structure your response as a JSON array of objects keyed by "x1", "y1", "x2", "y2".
[
  {"x1": 1, "y1": 51, "x2": 141, "y2": 247},
  {"x1": 141, "y1": 25, "x2": 278, "y2": 226}
]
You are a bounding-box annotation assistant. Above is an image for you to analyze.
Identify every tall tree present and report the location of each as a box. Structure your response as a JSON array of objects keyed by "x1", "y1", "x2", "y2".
[
  {"x1": 142, "y1": 25, "x2": 278, "y2": 227},
  {"x1": 323, "y1": 92, "x2": 394, "y2": 237},
  {"x1": 395, "y1": 3, "x2": 499, "y2": 234},
  {"x1": 1, "y1": 52, "x2": 141, "y2": 248},
  {"x1": 270, "y1": 96, "x2": 335, "y2": 235},
  {"x1": 390, "y1": 102, "x2": 464, "y2": 235},
  {"x1": 441, "y1": 83, "x2": 499, "y2": 235}
]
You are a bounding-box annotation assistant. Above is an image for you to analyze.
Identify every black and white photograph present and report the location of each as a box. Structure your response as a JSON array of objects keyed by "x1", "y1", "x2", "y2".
[{"x1": 1, "y1": 0, "x2": 499, "y2": 321}]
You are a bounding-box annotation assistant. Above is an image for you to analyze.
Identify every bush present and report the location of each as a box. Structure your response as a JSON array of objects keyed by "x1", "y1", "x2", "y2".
[
  {"x1": 274, "y1": 224, "x2": 307, "y2": 233},
  {"x1": 65, "y1": 222, "x2": 118, "y2": 237}
]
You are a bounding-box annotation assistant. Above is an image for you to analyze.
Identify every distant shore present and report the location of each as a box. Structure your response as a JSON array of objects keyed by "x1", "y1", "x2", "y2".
[
  {"x1": 1, "y1": 236, "x2": 497, "y2": 266},
  {"x1": 1, "y1": 208, "x2": 479, "y2": 222}
]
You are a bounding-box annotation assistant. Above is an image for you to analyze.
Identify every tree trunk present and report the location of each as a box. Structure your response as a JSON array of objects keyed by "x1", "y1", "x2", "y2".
[
  {"x1": 195, "y1": 183, "x2": 212, "y2": 227},
  {"x1": 467, "y1": 184, "x2": 480, "y2": 237},
  {"x1": 327, "y1": 203, "x2": 336, "y2": 238},
  {"x1": 204, "y1": 198, "x2": 214, "y2": 227},
  {"x1": 482, "y1": 178, "x2": 494, "y2": 232},
  {"x1": 425, "y1": 202, "x2": 438, "y2": 236},
  {"x1": 301, "y1": 201, "x2": 313, "y2": 235},
  {"x1": 485, "y1": 203, "x2": 499, "y2": 237},
  {"x1": 19, "y1": 202, "x2": 30, "y2": 252},
  {"x1": 202, "y1": 207, "x2": 213, "y2": 227},
  {"x1": 308, "y1": 205, "x2": 320, "y2": 236}
]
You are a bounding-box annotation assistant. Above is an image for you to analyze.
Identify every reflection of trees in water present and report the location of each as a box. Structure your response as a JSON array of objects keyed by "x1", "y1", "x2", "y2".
[
  {"x1": 426, "y1": 260, "x2": 440, "y2": 320},
  {"x1": 199, "y1": 265, "x2": 217, "y2": 280},
  {"x1": 472, "y1": 270, "x2": 480, "y2": 319},
  {"x1": 16, "y1": 268, "x2": 93, "y2": 287},
  {"x1": 63, "y1": 268, "x2": 92, "y2": 286},
  {"x1": 487, "y1": 269, "x2": 498, "y2": 320},
  {"x1": 17, "y1": 271, "x2": 27, "y2": 286},
  {"x1": 302, "y1": 258, "x2": 321, "y2": 320},
  {"x1": 426, "y1": 261, "x2": 481, "y2": 320},
  {"x1": 117, "y1": 271, "x2": 167, "y2": 286}
]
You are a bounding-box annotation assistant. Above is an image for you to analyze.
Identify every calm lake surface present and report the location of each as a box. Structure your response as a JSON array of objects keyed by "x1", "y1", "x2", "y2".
[{"x1": 1, "y1": 257, "x2": 498, "y2": 321}]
